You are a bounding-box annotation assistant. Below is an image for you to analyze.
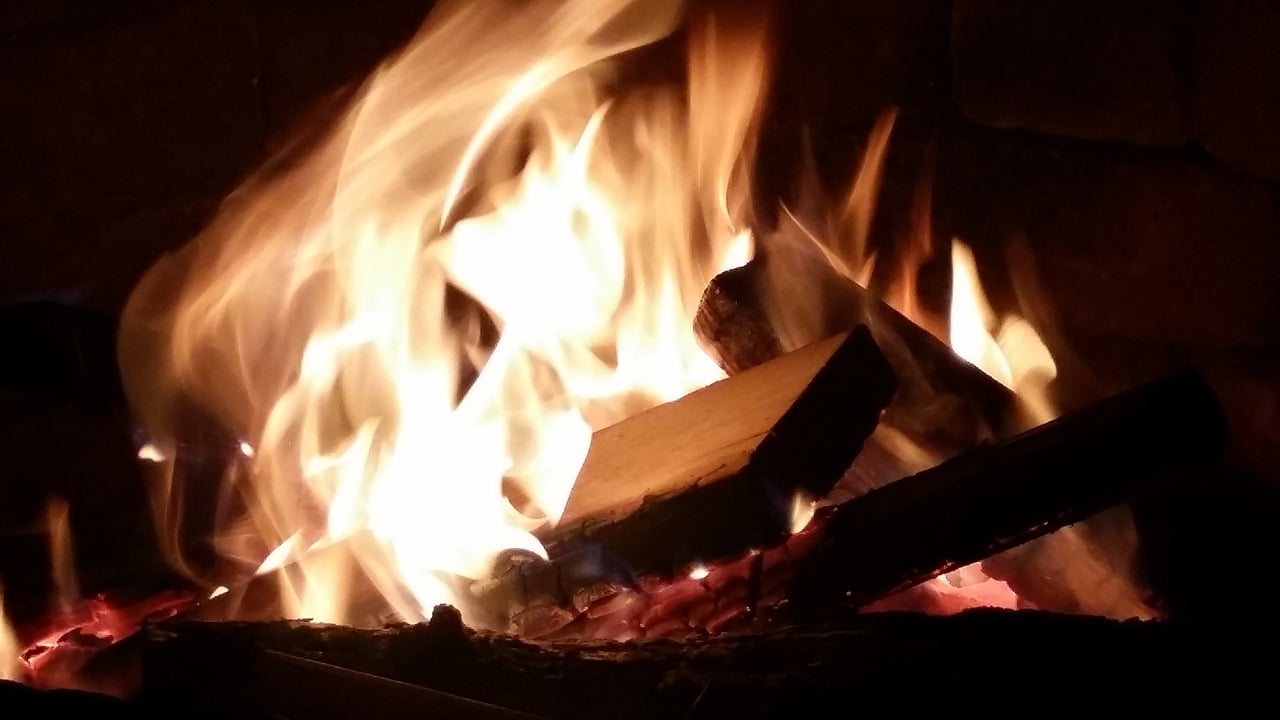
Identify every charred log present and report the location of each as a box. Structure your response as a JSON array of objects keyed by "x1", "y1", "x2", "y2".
[
  {"x1": 143, "y1": 605, "x2": 1274, "y2": 719},
  {"x1": 785, "y1": 368, "x2": 1229, "y2": 612}
]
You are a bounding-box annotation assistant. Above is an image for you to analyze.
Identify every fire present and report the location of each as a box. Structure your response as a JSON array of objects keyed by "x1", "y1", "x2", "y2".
[
  {"x1": 92, "y1": 0, "x2": 1145, "y2": 634},
  {"x1": 0, "y1": 497, "x2": 194, "y2": 690},
  {"x1": 896, "y1": 238, "x2": 1059, "y2": 612},
  {"x1": 1, "y1": 588, "x2": 20, "y2": 682},
  {"x1": 948, "y1": 240, "x2": 1057, "y2": 424},
  {"x1": 119, "y1": 0, "x2": 771, "y2": 626}
]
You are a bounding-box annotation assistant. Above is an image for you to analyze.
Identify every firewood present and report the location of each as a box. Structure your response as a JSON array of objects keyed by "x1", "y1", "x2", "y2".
[
  {"x1": 143, "y1": 605, "x2": 1276, "y2": 718},
  {"x1": 536, "y1": 324, "x2": 894, "y2": 576},
  {"x1": 784, "y1": 368, "x2": 1229, "y2": 612},
  {"x1": 192, "y1": 329, "x2": 893, "y2": 628},
  {"x1": 696, "y1": 256, "x2": 1016, "y2": 456}
]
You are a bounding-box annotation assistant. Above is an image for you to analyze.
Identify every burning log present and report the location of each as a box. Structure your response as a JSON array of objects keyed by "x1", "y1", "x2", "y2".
[
  {"x1": 534, "y1": 324, "x2": 894, "y2": 575},
  {"x1": 142, "y1": 605, "x2": 1275, "y2": 718},
  {"x1": 785, "y1": 368, "x2": 1229, "y2": 612},
  {"x1": 190, "y1": 327, "x2": 893, "y2": 629},
  {"x1": 696, "y1": 257, "x2": 1017, "y2": 456}
]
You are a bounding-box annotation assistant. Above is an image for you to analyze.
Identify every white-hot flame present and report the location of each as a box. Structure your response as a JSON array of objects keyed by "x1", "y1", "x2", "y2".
[
  {"x1": 119, "y1": 0, "x2": 771, "y2": 626},
  {"x1": 949, "y1": 240, "x2": 1057, "y2": 425}
]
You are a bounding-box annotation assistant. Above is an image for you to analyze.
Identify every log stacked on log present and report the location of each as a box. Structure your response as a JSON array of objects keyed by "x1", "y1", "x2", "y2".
[
  {"x1": 188, "y1": 358, "x2": 1228, "y2": 639},
  {"x1": 474, "y1": 366, "x2": 1227, "y2": 636},
  {"x1": 181, "y1": 254, "x2": 1230, "y2": 640},
  {"x1": 142, "y1": 606, "x2": 1277, "y2": 719}
]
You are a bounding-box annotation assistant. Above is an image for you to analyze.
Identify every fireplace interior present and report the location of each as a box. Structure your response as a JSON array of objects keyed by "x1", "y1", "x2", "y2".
[{"x1": 3, "y1": 0, "x2": 1280, "y2": 717}]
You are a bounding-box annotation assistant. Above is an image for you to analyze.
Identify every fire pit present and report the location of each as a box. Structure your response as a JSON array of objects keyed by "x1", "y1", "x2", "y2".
[{"x1": 3, "y1": 0, "x2": 1280, "y2": 717}]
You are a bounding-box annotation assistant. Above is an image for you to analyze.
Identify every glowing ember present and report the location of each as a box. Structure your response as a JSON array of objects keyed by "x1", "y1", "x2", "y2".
[{"x1": 17, "y1": 591, "x2": 193, "y2": 685}]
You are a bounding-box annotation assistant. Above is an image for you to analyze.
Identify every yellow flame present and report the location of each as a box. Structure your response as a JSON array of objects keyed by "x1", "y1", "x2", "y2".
[
  {"x1": 948, "y1": 240, "x2": 1057, "y2": 425},
  {"x1": 119, "y1": 0, "x2": 770, "y2": 626},
  {"x1": 0, "y1": 588, "x2": 19, "y2": 681},
  {"x1": 789, "y1": 492, "x2": 816, "y2": 534},
  {"x1": 45, "y1": 498, "x2": 79, "y2": 617}
]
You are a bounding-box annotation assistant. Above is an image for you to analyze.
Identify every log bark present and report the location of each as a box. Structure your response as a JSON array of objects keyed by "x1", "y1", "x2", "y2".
[
  {"x1": 785, "y1": 368, "x2": 1229, "y2": 612},
  {"x1": 537, "y1": 325, "x2": 894, "y2": 577},
  {"x1": 142, "y1": 606, "x2": 1276, "y2": 719}
]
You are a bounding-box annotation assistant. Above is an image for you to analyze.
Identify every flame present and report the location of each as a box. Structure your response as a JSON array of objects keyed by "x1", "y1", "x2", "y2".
[
  {"x1": 941, "y1": 239, "x2": 1154, "y2": 618},
  {"x1": 948, "y1": 240, "x2": 1057, "y2": 425},
  {"x1": 0, "y1": 588, "x2": 20, "y2": 682},
  {"x1": 119, "y1": 0, "x2": 771, "y2": 626},
  {"x1": 45, "y1": 498, "x2": 80, "y2": 617},
  {"x1": 789, "y1": 492, "x2": 817, "y2": 534}
]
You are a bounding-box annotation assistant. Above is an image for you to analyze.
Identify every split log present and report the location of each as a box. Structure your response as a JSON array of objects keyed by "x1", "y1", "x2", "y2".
[
  {"x1": 536, "y1": 325, "x2": 894, "y2": 576},
  {"x1": 143, "y1": 605, "x2": 1276, "y2": 719},
  {"x1": 785, "y1": 368, "x2": 1229, "y2": 612}
]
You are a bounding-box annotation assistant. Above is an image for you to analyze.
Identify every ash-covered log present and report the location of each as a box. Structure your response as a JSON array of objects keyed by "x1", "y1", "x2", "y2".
[
  {"x1": 786, "y1": 368, "x2": 1229, "y2": 612},
  {"x1": 142, "y1": 605, "x2": 1275, "y2": 718}
]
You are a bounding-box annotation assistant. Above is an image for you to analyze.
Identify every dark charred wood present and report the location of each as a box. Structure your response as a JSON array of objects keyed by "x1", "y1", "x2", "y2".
[
  {"x1": 696, "y1": 257, "x2": 1017, "y2": 455},
  {"x1": 785, "y1": 368, "x2": 1229, "y2": 612},
  {"x1": 143, "y1": 605, "x2": 1276, "y2": 719},
  {"x1": 537, "y1": 326, "x2": 895, "y2": 579}
]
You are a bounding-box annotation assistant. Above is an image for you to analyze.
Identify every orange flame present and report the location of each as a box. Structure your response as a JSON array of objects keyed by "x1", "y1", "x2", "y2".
[
  {"x1": 0, "y1": 587, "x2": 20, "y2": 682},
  {"x1": 45, "y1": 498, "x2": 80, "y2": 618},
  {"x1": 948, "y1": 239, "x2": 1058, "y2": 424},
  {"x1": 119, "y1": 0, "x2": 771, "y2": 626}
]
